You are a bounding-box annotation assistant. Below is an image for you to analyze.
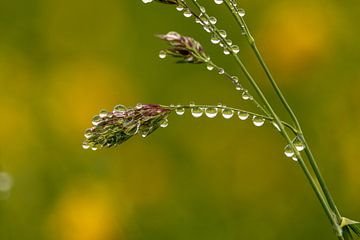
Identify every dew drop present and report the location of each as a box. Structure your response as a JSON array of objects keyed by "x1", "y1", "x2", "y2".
[
  {"x1": 238, "y1": 8, "x2": 246, "y2": 17},
  {"x1": 191, "y1": 107, "x2": 203, "y2": 118},
  {"x1": 222, "y1": 108, "x2": 234, "y2": 119},
  {"x1": 113, "y1": 104, "x2": 127, "y2": 113},
  {"x1": 211, "y1": 35, "x2": 220, "y2": 44},
  {"x1": 242, "y1": 91, "x2": 252, "y2": 100},
  {"x1": 252, "y1": 116, "x2": 265, "y2": 127},
  {"x1": 189, "y1": 101, "x2": 195, "y2": 107},
  {"x1": 292, "y1": 156, "x2": 298, "y2": 162},
  {"x1": 205, "y1": 107, "x2": 218, "y2": 118},
  {"x1": 218, "y1": 68, "x2": 225, "y2": 74},
  {"x1": 225, "y1": 39, "x2": 232, "y2": 45},
  {"x1": 183, "y1": 9, "x2": 192, "y2": 17},
  {"x1": 238, "y1": 111, "x2": 249, "y2": 120},
  {"x1": 91, "y1": 147, "x2": 98, "y2": 151},
  {"x1": 159, "y1": 50, "x2": 167, "y2": 59},
  {"x1": 207, "y1": 64, "x2": 214, "y2": 71},
  {"x1": 160, "y1": 118, "x2": 169, "y2": 128},
  {"x1": 232, "y1": 45, "x2": 240, "y2": 54},
  {"x1": 214, "y1": 0, "x2": 224, "y2": 5},
  {"x1": 199, "y1": 6, "x2": 206, "y2": 13},
  {"x1": 176, "y1": 5, "x2": 184, "y2": 11},
  {"x1": 142, "y1": 0, "x2": 153, "y2": 3},
  {"x1": 219, "y1": 30, "x2": 227, "y2": 38},
  {"x1": 235, "y1": 84, "x2": 242, "y2": 91},
  {"x1": 136, "y1": 103, "x2": 143, "y2": 109},
  {"x1": 209, "y1": 16, "x2": 217, "y2": 24},
  {"x1": 231, "y1": 76, "x2": 239, "y2": 83},
  {"x1": 84, "y1": 128, "x2": 93, "y2": 139},
  {"x1": 293, "y1": 136, "x2": 306, "y2": 151},
  {"x1": 174, "y1": 106, "x2": 184, "y2": 116},
  {"x1": 272, "y1": 121, "x2": 281, "y2": 132},
  {"x1": 82, "y1": 141, "x2": 90, "y2": 149},
  {"x1": 99, "y1": 109, "x2": 108, "y2": 118},
  {"x1": 223, "y1": 48, "x2": 230, "y2": 55},
  {"x1": 92, "y1": 115, "x2": 102, "y2": 126},
  {"x1": 284, "y1": 144, "x2": 295, "y2": 158}
]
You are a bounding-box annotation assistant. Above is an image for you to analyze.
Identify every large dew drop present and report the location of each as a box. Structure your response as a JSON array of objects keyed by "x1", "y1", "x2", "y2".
[
  {"x1": 284, "y1": 144, "x2": 295, "y2": 158},
  {"x1": 222, "y1": 108, "x2": 234, "y2": 119},
  {"x1": 191, "y1": 107, "x2": 203, "y2": 118},
  {"x1": 183, "y1": 9, "x2": 192, "y2": 18},
  {"x1": 214, "y1": 0, "x2": 224, "y2": 4},
  {"x1": 238, "y1": 111, "x2": 249, "y2": 120},
  {"x1": 159, "y1": 50, "x2": 167, "y2": 59},
  {"x1": 205, "y1": 107, "x2": 218, "y2": 118},
  {"x1": 175, "y1": 107, "x2": 185, "y2": 116},
  {"x1": 252, "y1": 116, "x2": 265, "y2": 127},
  {"x1": 142, "y1": 0, "x2": 153, "y2": 3}
]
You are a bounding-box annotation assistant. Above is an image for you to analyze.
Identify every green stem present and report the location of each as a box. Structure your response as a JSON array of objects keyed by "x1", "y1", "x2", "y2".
[{"x1": 224, "y1": 0, "x2": 343, "y2": 227}]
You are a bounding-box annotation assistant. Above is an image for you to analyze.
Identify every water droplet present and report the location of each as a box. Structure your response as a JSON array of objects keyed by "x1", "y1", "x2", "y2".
[
  {"x1": 99, "y1": 109, "x2": 108, "y2": 118},
  {"x1": 214, "y1": 0, "x2": 224, "y2": 5},
  {"x1": 238, "y1": 8, "x2": 246, "y2": 17},
  {"x1": 92, "y1": 115, "x2": 102, "y2": 126},
  {"x1": 142, "y1": 0, "x2": 153, "y2": 3},
  {"x1": 231, "y1": 76, "x2": 239, "y2": 83},
  {"x1": 175, "y1": 107, "x2": 185, "y2": 116},
  {"x1": 91, "y1": 147, "x2": 98, "y2": 151},
  {"x1": 189, "y1": 101, "x2": 195, "y2": 107},
  {"x1": 218, "y1": 68, "x2": 225, "y2": 74},
  {"x1": 284, "y1": 144, "x2": 295, "y2": 158},
  {"x1": 159, "y1": 50, "x2": 167, "y2": 59},
  {"x1": 232, "y1": 45, "x2": 240, "y2": 54},
  {"x1": 223, "y1": 48, "x2": 230, "y2": 55},
  {"x1": 293, "y1": 136, "x2": 306, "y2": 151},
  {"x1": 191, "y1": 107, "x2": 203, "y2": 118},
  {"x1": 207, "y1": 64, "x2": 214, "y2": 71},
  {"x1": 252, "y1": 116, "x2": 265, "y2": 126},
  {"x1": 222, "y1": 108, "x2": 234, "y2": 119},
  {"x1": 176, "y1": 5, "x2": 184, "y2": 11},
  {"x1": 205, "y1": 107, "x2": 218, "y2": 118},
  {"x1": 235, "y1": 84, "x2": 242, "y2": 91},
  {"x1": 209, "y1": 16, "x2": 217, "y2": 24},
  {"x1": 113, "y1": 104, "x2": 127, "y2": 113},
  {"x1": 82, "y1": 141, "x2": 90, "y2": 149},
  {"x1": 225, "y1": 39, "x2": 232, "y2": 45},
  {"x1": 183, "y1": 9, "x2": 192, "y2": 17},
  {"x1": 219, "y1": 30, "x2": 227, "y2": 38},
  {"x1": 211, "y1": 35, "x2": 220, "y2": 44},
  {"x1": 160, "y1": 118, "x2": 169, "y2": 128},
  {"x1": 242, "y1": 91, "x2": 252, "y2": 100},
  {"x1": 199, "y1": 6, "x2": 206, "y2": 13},
  {"x1": 84, "y1": 128, "x2": 93, "y2": 139},
  {"x1": 292, "y1": 156, "x2": 298, "y2": 162},
  {"x1": 238, "y1": 111, "x2": 249, "y2": 120}
]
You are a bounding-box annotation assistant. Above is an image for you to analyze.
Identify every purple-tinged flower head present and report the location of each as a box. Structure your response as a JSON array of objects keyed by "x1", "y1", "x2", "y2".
[
  {"x1": 83, "y1": 104, "x2": 171, "y2": 150},
  {"x1": 157, "y1": 31, "x2": 210, "y2": 64}
]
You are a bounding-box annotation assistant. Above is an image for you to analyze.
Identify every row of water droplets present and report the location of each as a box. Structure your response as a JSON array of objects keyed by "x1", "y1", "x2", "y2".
[
  {"x1": 283, "y1": 136, "x2": 306, "y2": 161},
  {"x1": 83, "y1": 104, "x2": 169, "y2": 150},
  {"x1": 173, "y1": 103, "x2": 266, "y2": 127}
]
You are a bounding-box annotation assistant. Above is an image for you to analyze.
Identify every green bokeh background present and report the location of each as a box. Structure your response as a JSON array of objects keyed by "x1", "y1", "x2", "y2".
[{"x1": 0, "y1": 0, "x2": 359, "y2": 239}]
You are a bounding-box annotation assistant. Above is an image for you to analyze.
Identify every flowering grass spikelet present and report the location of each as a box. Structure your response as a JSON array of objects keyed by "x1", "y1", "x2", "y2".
[
  {"x1": 157, "y1": 31, "x2": 209, "y2": 63},
  {"x1": 83, "y1": 104, "x2": 171, "y2": 150}
]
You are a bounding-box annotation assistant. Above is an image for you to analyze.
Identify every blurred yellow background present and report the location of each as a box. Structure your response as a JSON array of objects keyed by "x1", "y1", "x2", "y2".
[{"x1": 0, "y1": 0, "x2": 359, "y2": 239}]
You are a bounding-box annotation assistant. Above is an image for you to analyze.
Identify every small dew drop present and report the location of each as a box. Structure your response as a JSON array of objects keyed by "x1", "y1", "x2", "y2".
[
  {"x1": 242, "y1": 91, "x2": 252, "y2": 100},
  {"x1": 176, "y1": 5, "x2": 184, "y2": 11},
  {"x1": 84, "y1": 128, "x2": 93, "y2": 139},
  {"x1": 207, "y1": 64, "x2": 214, "y2": 71},
  {"x1": 284, "y1": 144, "x2": 295, "y2": 158},
  {"x1": 231, "y1": 76, "x2": 239, "y2": 83},
  {"x1": 91, "y1": 147, "x2": 98, "y2": 151},
  {"x1": 238, "y1": 8, "x2": 246, "y2": 17},
  {"x1": 136, "y1": 103, "x2": 143, "y2": 109},
  {"x1": 272, "y1": 121, "x2": 281, "y2": 132},
  {"x1": 175, "y1": 107, "x2": 185, "y2": 116},
  {"x1": 293, "y1": 136, "x2": 306, "y2": 151},
  {"x1": 199, "y1": 6, "x2": 206, "y2": 13},
  {"x1": 82, "y1": 141, "x2": 90, "y2": 149},
  {"x1": 223, "y1": 48, "x2": 230, "y2": 55},
  {"x1": 99, "y1": 109, "x2": 108, "y2": 118},
  {"x1": 205, "y1": 107, "x2": 218, "y2": 118},
  {"x1": 113, "y1": 104, "x2": 127, "y2": 113},
  {"x1": 222, "y1": 108, "x2": 234, "y2": 119},
  {"x1": 232, "y1": 45, "x2": 240, "y2": 54},
  {"x1": 252, "y1": 116, "x2": 265, "y2": 127},
  {"x1": 214, "y1": 0, "x2": 224, "y2": 5},
  {"x1": 159, "y1": 50, "x2": 167, "y2": 59},
  {"x1": 142, "y1": 0, "x2": 153, "y2": 3},
  {"x1": 238, "y1": 111, "x2": 249, "y2": 120},
  {"x1": 183, "y1": 9, "x2": 192, "y2": 17},
  {"x1": 292, "y1": 156, "x2": 299, "y2": 162},
  {"x1": 209, "y1": 16, "x2": 217, "y2": 24},
  {"x1": 211, "y1": 35, "x2": 220, "y2": 44},
  {"x1": 160, "y1": 118, "x2": 169, "y2": 128},
  {"x1": 219, "y1": 30, "x2": 227, "y2": 38},
  {"x1": 191, "y1": 107, "x2": 203, "y2": 118},
  {"x1": 235, "y1": 84, "x2": 242, "y2": 91},
  {"x1": 92, "y1": 115, "x2": 102, "y2": 126},
  {"x1": 218, "y1": 68, "x2": 225, "y2": 75}
]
